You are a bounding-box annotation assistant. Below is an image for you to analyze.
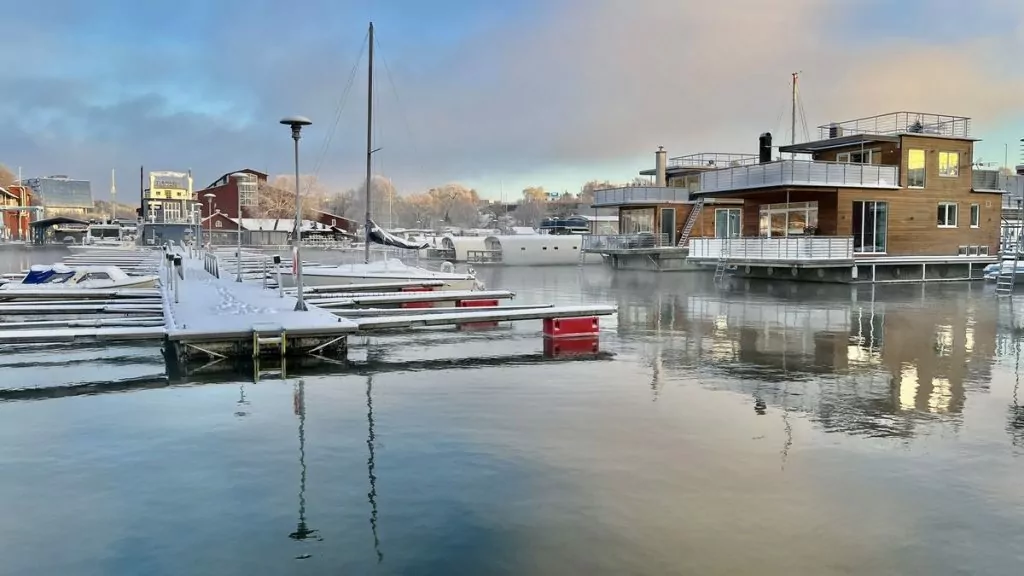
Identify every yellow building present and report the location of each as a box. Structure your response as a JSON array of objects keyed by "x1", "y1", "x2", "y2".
[{"x1": 143, "y1": 170, "x2": 196, "y2": 223}]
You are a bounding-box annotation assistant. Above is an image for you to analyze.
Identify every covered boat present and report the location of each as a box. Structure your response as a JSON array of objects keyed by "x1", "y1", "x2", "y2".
[
  {"x1": 0, "y1": 264, "x2": 159, "y2": 290},
  {"x1": 284, "y1": 258, "x2": 482, "y2": 291}
]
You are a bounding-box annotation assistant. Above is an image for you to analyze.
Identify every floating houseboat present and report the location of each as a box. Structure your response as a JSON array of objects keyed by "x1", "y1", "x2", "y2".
[
  {"x1": 582, "y1": 148, "x2": 745, "y2": 271},
  {"x1": 685, "y1": 112, "x2": 1022, "y2": 283}
]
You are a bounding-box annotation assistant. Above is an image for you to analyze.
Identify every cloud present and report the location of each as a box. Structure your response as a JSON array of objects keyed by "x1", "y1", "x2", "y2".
[{"x1": 0, "y1": 0, "x2": 1021, "y2": 198}]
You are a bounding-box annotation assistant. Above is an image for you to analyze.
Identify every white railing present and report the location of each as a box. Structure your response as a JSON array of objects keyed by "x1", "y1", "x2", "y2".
[
  {"x1": 688, "y1": 237, "x2": 855, "y2": 261},
  {"x1": 699, "y1": 160, "x2": 899, "y2": 193},
  {"x1": 592, "y1": 187, "x2": 690, "y2": 207},
  {"x1": 582, "y1": 233, "x2": 671, "y2": 251},
  {"x1": 817, "y1": 112, "x2": 971, "y2": 139}
]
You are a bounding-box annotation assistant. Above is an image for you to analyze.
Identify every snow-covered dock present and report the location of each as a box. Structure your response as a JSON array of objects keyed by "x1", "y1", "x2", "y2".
[{"x1": 0, "y1": 247, "x2": 618, "y2": 371}]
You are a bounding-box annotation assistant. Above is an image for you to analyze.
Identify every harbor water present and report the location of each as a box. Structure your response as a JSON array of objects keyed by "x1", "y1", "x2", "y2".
[{"x1": 2, "y1": 247, "x2": 1024, "y2": 575}]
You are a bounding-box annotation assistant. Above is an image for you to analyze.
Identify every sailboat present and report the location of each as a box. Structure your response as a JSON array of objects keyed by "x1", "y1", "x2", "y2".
[{"x1": 286, "y1": 23, "x2": 483, "y2": 292}]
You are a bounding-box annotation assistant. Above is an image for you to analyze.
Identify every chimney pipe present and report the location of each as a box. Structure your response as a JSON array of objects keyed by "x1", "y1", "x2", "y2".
[
  {"x1": 655, "y1": 146, "x2": 667, "y2": 187},
  {"x1": 759, "y1": 133, "x2": 773, "y2": 164}
]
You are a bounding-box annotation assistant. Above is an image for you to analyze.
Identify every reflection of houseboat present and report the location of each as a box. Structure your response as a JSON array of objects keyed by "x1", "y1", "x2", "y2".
[{"x1": 686, "y1": 112, "x2": 1021, "y2": 283}]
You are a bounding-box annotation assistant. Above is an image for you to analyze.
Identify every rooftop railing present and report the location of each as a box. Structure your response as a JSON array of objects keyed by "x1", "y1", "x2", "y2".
[
  {"x1": 699, "y1": 160, "x2": 899, "y2": 194},
  {"x1": 592, "y1": 186, "x2": 691, "y2": 207},
  {"x1": 817, "y1": 112, "x2": 971, "y2": 140},
  {"x1": 668, "y1": 153, "x2": 759, "y2": 169}
]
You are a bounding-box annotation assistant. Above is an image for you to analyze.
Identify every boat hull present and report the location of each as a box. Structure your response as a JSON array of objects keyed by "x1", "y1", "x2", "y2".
[{"x1": 284, "y1": 271, "x2": 478, "y2": 292}]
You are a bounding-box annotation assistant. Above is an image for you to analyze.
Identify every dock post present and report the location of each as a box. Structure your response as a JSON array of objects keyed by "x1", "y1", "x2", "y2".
[
  {"x1": 263, "y1": 257, "x2": 268, "y2": 290},
  {"x1": 173, "y1": 255, "x2": 182, "y2": 304},
  {"x1": 273, "y1": 255, "x2": 283, "y2": 298}
]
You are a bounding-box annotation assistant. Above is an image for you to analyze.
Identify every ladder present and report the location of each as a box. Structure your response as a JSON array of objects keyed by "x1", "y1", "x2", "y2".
[
  {"x1": 577, "y1": 237, "x2": 588, "y2": 267},
  {"x1": 252, "y1": 323, "x2": 287, "y2": 381},
  {"x1": 713, "y1": 241, "x2": 730, "y2": 284},
  {"x1": 997, "y1": 228, "x2": 1024, "y2": 296},
  {"x1": 676, "y1": 197, "x2": 706, "y2": 247}
]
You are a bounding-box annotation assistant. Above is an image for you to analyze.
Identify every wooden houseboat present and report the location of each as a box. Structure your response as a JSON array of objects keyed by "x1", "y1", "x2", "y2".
[{"x1": 686, "y1": 111, "x2": 1022, "y2": 283}]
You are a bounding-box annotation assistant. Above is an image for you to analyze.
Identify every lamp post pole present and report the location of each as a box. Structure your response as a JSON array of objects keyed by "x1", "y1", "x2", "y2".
[
  {"x1": 231, "y1": 173, "x2": 249, "y2": 282},
  {"x1": 281, "y1": 116, "x2": 312, "y2": 311},
  {"x1": 203, "y1": 193, "x2": 216, "y2": 248}
]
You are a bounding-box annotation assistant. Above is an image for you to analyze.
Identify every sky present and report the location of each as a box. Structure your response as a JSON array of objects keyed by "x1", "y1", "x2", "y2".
[{"x1": 1, "y1": 0, "x2": 1022, "y2": 201}]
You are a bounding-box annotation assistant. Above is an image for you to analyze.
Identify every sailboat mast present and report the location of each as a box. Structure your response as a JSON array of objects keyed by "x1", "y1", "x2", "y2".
[
  {"x1": 364, "y1": 22, "x2": 374, "y2": 265},
  {"x1": 110, "y1": 168, "x2": 116, "y2": 222},
  {"x1": 790, "y1": 72, "x2": 798, "y2": 160}
]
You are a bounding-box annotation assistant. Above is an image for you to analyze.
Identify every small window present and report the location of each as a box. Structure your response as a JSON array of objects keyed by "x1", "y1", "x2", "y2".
[
  {"x1": 907, "y1": 149, "x2": 925, "y2": 188},
  {"x1": 215, "y1": 221, "x2": 222, "y2": 228},
  {"x1": 937, "y1": 202, "x2": 958, "y2": 227},
  {"x1": 542, "y1": 246, "x2": 547, "y2": 250},
  {"x1": 520, "y1": 247, "x2": 526, "y2": 250},
  {"x1": 836, "y1": 152, "x2": 850, "y2": 163},
  {"x1": 938, "y1": 152, "x2": 960, "y2": 177},
  {"x1": 970, "y1": 204, "x2": 980, "y2": 228}
]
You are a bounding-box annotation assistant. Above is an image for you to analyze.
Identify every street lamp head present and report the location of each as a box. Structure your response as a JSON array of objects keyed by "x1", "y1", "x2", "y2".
[
  {"x1": 204, "y1": 193, "x2": 216, "y2": 200},
  {"x1": 281, "y1": 115, "x2": 312, "y2": 140}
]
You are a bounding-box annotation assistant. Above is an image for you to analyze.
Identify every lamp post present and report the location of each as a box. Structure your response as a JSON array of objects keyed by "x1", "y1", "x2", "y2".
[
  {"x1": 204, "y1": 193, "x2": 216, "y2": 247},
  {"x1": 231, "y1": 172, "x2": 250, "y2": 282},
  {"x1": 280, "y1": 115, "x2": 312, "y2": 311}
]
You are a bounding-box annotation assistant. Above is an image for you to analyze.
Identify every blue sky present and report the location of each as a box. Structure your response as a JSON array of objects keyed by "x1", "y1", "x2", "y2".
[{"x1": 0, "y1": 0, "x2": 1022, "y2": 200}]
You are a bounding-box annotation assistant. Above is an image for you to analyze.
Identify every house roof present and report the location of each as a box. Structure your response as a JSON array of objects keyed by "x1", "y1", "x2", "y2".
[
  {"x1": 205, "y1": 168, "x2": 268, "y2": 190},
  {"x1": 312, "y1": 209, "x2": 358, "y2": 224}
]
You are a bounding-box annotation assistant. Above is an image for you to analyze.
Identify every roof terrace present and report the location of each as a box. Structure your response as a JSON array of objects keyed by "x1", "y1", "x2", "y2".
[
  {"x1": 667, "y1": 152, "x2": 759, "y2": 169},
  {"x1": 816, "y1": 111, "x2": 971, "y2": 140}
]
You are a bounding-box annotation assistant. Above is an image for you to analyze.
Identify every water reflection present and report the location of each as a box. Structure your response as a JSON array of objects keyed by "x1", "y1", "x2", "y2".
[
  {"x1": 289, "y1": 379, "x2": 318, "y2": 548},
  {"x1": 610, "y1": 280, "x2": 1000, "y2": 438},
  {"x1": 366, "y1": 376, "x2": 383, "y2": 563}
]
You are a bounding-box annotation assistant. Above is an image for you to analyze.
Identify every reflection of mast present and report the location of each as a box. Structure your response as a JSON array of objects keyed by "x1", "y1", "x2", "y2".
[
  {"x1": 780, "y1": 410, "x2": 793, "y2": 469},
  {"x1": 290, "y1": 379, "x2": 318, "y2": 543},
  {"x1": 1009, "y1": 335, "x2": 1024, "y2": 448},
  {"x1": 366, "y1": 376, "x2": 383, "y2": 563}
]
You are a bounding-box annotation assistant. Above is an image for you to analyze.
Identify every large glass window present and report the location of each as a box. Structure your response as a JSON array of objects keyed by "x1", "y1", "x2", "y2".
[
  {"x1": 715, "y1": 208, "x2": 741, "y2": 238},
  {"x1": 938, "y1": 152, "x2": 960, "y2": 177},
  {"x1": 620, "y1": 208, "x2": 655, "y2": 234},
  {"x1": 852, "y1": 201, "x2": 888, "y2": 253},
  {"x1": 970, "y1": 204, "x2": 980, "y2": 228},
  {"x1": 907, "y1": 149, "x2": 925, "y2": 188},
  {"x1": 757, "y1": 202, "x2": 818, "y2": 237}
]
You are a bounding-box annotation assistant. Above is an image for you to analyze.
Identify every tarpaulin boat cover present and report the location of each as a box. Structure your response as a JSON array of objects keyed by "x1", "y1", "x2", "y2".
[{"x1": 367, "y1": 220, "x2": 429, "y2": 250}]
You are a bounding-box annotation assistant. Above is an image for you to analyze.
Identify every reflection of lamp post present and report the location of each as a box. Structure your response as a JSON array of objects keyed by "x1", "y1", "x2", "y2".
[
  {"x1": 280, "y1": 116, "x2": 312, "y2": 311},
  {"x1": 203, "y1": 193, "x2": 216, "y2": 246},
  {"x1": 289, "y1": 379, "x2": 318, "y2": 544}
]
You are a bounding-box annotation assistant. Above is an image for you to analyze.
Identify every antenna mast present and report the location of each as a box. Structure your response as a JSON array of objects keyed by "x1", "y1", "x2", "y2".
[
  {"x1": 791, "y1": 72, "x2": 799, "y2": 160},
  {"x1": 110, "y1": 168, "x2": 116, "y2": 221}
]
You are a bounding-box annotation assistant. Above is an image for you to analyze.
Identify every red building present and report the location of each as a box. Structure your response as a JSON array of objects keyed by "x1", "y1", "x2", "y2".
[
  {"x1": 1, "y1": 184, "x2": 33, "y2": 240},
  {"x1": 311, "y1": 209, "x2": 359, "y2": 235},
  {"x1": 197, "y1": 169, "x2": 268, "y2": 219}
]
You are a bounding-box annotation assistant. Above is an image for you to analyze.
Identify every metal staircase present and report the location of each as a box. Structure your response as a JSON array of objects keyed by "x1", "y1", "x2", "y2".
[
  {"x1": 676, "y1": 197, "x2": 705, "y2": 247},
  {"x1": 997, "y1": 228, "x2": 1024, "y2": 296}
]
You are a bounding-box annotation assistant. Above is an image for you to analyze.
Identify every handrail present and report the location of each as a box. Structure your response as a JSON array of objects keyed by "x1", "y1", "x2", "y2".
[
  {"x1": 688, "y1": 236, "x2": 855, "y2": 261},
  {"x1": 699, "y1": 160, "x2": 899, "y2": 193},
  {"x1": 582, "y1": 233, "x2": 671, "y2": 251}
]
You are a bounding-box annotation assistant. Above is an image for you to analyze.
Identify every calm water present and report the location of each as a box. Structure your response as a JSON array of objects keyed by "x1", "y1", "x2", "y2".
[{"x1": 2, "y1": 247, "x2": 1024, "y2": 575}]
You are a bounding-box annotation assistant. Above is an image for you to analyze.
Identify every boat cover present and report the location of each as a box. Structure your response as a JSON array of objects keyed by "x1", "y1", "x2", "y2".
[{"x1": 367, "y1": 220, "x2": 430, "y2": 250}]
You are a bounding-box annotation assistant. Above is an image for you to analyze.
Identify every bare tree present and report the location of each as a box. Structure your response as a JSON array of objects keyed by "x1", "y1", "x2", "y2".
[
  {"x1": 579, "y1": 180, "x2": 616, "y2": 204},
  {"x1": 514, "y1": 186, "x2": 548, "y2": 227},
  {"x1": 257, "y1": 176, "x2": 324, "y2": 221},
  {"x1": 0, "y1": 164, "x2": 16, "y2": 188}
]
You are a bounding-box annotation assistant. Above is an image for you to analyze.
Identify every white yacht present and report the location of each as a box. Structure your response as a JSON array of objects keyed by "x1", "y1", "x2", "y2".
[{"x1": 282, "y1": 258, "x2": 482, "y2": 291}]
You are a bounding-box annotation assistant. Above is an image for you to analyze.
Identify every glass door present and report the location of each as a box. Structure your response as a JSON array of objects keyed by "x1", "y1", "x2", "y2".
[
  {"x1": 852, "y1": 201, "x2": 888, "y2": 253},
  {"x1": 715, "y1": 209, "x2": 741, "y2": 238},
  {"x1": 660, "y1": 208, "x2": 676, "y2": 245}
]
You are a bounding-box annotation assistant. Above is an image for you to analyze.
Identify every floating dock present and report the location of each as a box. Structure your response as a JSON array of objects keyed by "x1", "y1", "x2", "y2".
[{"x1": 0, "y1": 248, "x2": 617, "y2": 374}]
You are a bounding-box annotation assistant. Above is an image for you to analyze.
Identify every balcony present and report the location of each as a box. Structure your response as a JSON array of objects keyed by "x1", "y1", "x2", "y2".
[
  {"x1": 699, "y1": 160, "x2": 900, "y2": 194},
  {"x1": 667, "y1": 152, "x2": 759, "y2": 170},
  {"x1": 816, "y1": 112, "x2": 971, "y2": 140},
  {"x1": 592, "y1": 186, "x2": 690, "y2": 207},
  {"x1": 582, "y1": 233, "x2": 672, "y2": 252},
  {"x1": 688, "y1": 237, "x2": 855, "y2": 264}
]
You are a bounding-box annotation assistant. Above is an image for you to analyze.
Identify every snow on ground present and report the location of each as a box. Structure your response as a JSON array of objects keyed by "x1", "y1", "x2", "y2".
[{"x1": 165, "y1": 257, "x2": 354, "y2": 333}]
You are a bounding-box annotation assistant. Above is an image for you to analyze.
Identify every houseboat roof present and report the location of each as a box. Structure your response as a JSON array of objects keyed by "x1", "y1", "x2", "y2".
[
  {"x1": 780, "y1": 111, "x2": 978, "y2": 154},
  {"x1": 640, "y1": 152, "x2": 758, "y2": 176}
]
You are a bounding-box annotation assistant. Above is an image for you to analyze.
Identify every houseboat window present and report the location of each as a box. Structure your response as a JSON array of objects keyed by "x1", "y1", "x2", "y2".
[
  {"x1": 938, "y1": 152, "x2": 960, "y2": 177},
  {"x1": 715, "y1": 208, "x2": 742, "y2": 238},
  {"x1": 970, "y1": 204, "x2": 980, "y2": 228},
  {"x1": 852, "y1": 201, "x2": 888, "y2": 254},
  {"x1": 620, "y1": 208, "x2": 655, "y2": 234},
  {"x1": 937, "y1": 202, "x2": 958, "y2": 227},
  {"x1": 757, "y1": 202, "x2": 818, "y2": 237},
  {"x1": 907, "y1": 149, "x2": 926, "y2": 187},
  {"x1": 837, "y1": 149, "x2": 879, "y2": 164}
]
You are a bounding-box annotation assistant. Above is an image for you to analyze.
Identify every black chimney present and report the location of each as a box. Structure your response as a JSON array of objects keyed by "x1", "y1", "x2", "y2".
[{"x1": 758, "y1": 132, "x2": 772, "y2": 163}]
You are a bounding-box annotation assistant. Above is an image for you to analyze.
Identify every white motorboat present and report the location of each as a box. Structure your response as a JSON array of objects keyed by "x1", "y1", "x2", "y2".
[
  {"x1": 282, "y1": 258, "x2": 483, "y2": 291},
  {"x1": 66, "y1": 224, "x2": 136, "y2": 252},
  {"x1": 0, "y1": 264, "x2": 159, "y2": 290},
  {"x1": 984, "y1": 260, "x2": 1024, "y2": 282}
]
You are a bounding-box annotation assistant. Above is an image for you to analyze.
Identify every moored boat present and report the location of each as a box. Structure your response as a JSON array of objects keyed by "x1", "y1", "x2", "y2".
[
  {"x1": 0, "y1": 264, "x2": 159, "y2": 290},
  {"x1": 281, "y1": 258, "x2": 482, "y2": 291}
]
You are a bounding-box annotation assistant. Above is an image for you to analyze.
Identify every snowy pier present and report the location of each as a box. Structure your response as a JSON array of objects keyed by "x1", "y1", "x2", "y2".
[{"x1": 0, "y1": 247, "x2": 618, "y2": 372}]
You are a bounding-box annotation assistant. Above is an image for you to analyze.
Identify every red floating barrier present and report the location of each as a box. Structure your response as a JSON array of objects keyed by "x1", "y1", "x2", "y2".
[
  {"x1": 543, "y1": 335, "x2": 599, "y2": 357},
  {"x1": 542, "y1": 316, "x2": 599, "y2": 338},
  {"x1": 456, "y1": 299, "x2": 499, "y2": 308},
  {"x1": 456, "y1": 299, "x2": 500, "y2": 329}
]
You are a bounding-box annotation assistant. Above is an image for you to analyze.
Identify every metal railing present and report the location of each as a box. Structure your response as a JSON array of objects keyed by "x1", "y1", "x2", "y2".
[
  {"x1": 667, "y1": 153, "x2": 759, "y2": 169},
  {"x1": 699, "y1": 160, "x2": 899, "y2": 193},
  {"x1": 582, "y1": 233, "x2": 671, "y2": 252},
  {"x1": 817, "y1": 112, "x2": 971, "y2": 140},
  {"x1": 467, "y1": 249, "x2": 503, "y2": 264},
  {"x1": 592, "y1": 187, "x2": 690, "y2": 207},
  {"x1": 688, "y1": 237, "x2": 855, "y2": 261}
]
